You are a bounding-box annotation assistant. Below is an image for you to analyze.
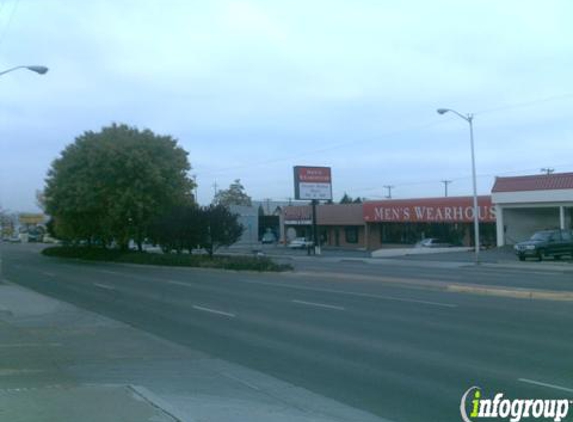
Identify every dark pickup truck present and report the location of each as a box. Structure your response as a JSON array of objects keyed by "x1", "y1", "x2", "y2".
[{"x1": 514, "y1": 229, "x2": 573, "y2": 261}]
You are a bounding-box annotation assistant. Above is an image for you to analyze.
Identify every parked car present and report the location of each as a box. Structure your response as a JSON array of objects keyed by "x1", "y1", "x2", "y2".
[
  {"x1": 514, "y1": 229, "x2": 573, "y2": 261},
  {"x1": 261, "y1": 232, "x2": 277, "y2": 244},
  {"x1": 414, "y1": 238, "x2": 452, "y2": 248},
  {"x1": 288, "y1": 237, "x2": 314, "y2": 249},
  {"x1": 42, "y1": 235, "x2": 61, "y2": 244},
  {"x1": 27, "y1": 233, "x2": 43, "y2": 242}
]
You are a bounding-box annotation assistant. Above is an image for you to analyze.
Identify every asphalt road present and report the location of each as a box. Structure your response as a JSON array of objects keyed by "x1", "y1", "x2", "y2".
[
  {"x1": 283, "y1": 256, "x2": 573, "y2": 291},
  {"x1": 1, "y1": 243, "x2": 573, "y2": 422}
]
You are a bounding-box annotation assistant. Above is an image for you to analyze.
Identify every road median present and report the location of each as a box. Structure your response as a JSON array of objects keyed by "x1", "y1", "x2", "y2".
[{"x1": 287, "y1": 271, "x2": 573, "y2": 302}]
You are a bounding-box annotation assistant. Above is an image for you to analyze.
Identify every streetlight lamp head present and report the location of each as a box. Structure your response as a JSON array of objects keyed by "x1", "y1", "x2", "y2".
[
  {"x1": 436, "y1": 108, "x2": 449, "y2": 115},
  {"x1": 26, "y1": 65, "x2": 49, "y2": 75}
]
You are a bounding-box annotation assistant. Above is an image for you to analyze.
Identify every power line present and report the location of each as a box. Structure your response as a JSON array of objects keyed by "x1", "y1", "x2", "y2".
[
  {"x1": 227, "y1": 161, "x2": 573, "y2": 204},
  {"x1": 340, "y1": 162, "x2": 573, "y2": 197},
  {"x1": 475, "y1": 93, "x2": 573, "y2": 116},
  {"x1": 193, "y1": 118, "x2": 447, "y2": 177},
  {"x1": 194, "y1": 92, "x2": 573, "y2": 179},
  {"x1": 0, "y1": 0, "x2": 20, "y2": 48},
  {"x1": 0, "y1": 0, "x2": 8, "y2": 16}
]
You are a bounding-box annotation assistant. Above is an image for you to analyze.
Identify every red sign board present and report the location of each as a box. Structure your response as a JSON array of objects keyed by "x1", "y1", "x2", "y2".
[
  {"x1": 363, "y1": 196, "x2": 495, "y2": 223},
  {"x1": 293, "y1": 166, "x2": 333, "y2": 200},
  {"x1": 297, "y1": 167, "x2": 331, "y2": 183}
]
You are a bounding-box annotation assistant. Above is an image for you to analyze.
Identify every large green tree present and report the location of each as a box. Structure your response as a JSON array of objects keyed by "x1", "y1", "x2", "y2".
[
  {"x1": 44, "y1": 123, "x2": 195, "y2": 250},
  {"x1": 213, "y1": 179, "x2": 252, "y2": 207}
]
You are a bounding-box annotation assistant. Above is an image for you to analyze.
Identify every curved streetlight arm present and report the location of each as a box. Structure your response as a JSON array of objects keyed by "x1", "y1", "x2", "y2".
[
  {"x1": 437, "y1": 108, "x2": 472, "y2": 122},
  {"x1": 0, "y1": 65, "x2": 49, "y2": 77}
]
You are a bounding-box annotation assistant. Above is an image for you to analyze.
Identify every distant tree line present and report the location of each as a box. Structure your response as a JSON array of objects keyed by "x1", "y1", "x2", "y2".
[
  {"x1": 339, "y1": 193, "x2": 364, "y2": 204},
  {"x1": 43, "y1": 123, "x2": 243, "y2": 256}
]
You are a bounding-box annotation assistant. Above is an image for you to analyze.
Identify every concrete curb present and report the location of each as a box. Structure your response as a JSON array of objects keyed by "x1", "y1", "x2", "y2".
[
  {"x1": 484, "y1": 261, "x2": 573, "y2": 273},
  {"x1": 128, "y1": 385, "x2": 187, "y2": 422},
  {"x1": 371, "y1": 247, "x2": 471, "y2": 258}
]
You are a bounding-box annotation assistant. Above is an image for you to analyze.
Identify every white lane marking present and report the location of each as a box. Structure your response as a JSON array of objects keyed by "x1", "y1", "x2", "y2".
[
  {"x1": 93, "y1": 283, "x2": 116, "y2": 291},
  {"x1": 69, "y1": 269, "x2": 456, "y2": 308},
  {"x1": 0, "y1": 343, "x2": 61, "y2": 348},
  {"x1": 167, "y1": 280, "x2": 190, "y2": 287},
  {"x1": 98, "y1": 269, "x2": 123, "y2": 275},
  {"x1": 219, "y1": 372, "x2": 261, "y2": 391},
  {"x1": 240, "y1": 279, "x2": 458, "y2": 308},
  {"x1": 192, "y1": 305, "x2": 236, "y2": 318},
  {"x1": 42, "y1": 272, "x2": 55, "y2": 277},
  {"x1": 292, "y1": 299, "x2": 345, "y2": 311},
  {"x1": 518, "y1": 378, "x2": 573, "y2": 393},
  {"x1": 0, "y1": 369, "x2": 46, "y2": 376}
]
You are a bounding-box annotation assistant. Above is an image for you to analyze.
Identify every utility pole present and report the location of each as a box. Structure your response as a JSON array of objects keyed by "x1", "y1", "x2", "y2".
[
  {"x1": 383, "y1": 185, "x2": 394, "y2": 199},
  {"x1": 265, "y1": 198, "x2": 271, "y2": 214},
  {"x1": 441, "y1": 180, "x2": 452, "y2": 197},
  {"x1": 541, "y1": 168, "x2": 555, "y2": 175},
  {"x1": 192, "y1": 174, "x2": 198, "y2": 203},
  {"x1": 212, "y1": 182, "x2": 218, "y2": 199}
]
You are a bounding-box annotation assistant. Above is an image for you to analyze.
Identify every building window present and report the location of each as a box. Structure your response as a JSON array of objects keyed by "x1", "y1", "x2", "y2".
[{"x1": 345, "y1": 227, "x2": 358, "y2": 244}]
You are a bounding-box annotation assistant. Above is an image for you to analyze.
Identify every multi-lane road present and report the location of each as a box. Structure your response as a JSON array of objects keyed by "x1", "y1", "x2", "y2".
[{"x1": 1, "y1": 243, "x2": 572, "y2": 422}]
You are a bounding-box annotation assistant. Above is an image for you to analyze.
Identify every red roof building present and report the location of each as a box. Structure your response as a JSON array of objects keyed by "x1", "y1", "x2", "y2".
[
  {"x1": 492, "y1": 172, "x2": 573, "y2": 193},
  {"x1": 491, "y1": 172, "x2": 573, "y2": 247}
]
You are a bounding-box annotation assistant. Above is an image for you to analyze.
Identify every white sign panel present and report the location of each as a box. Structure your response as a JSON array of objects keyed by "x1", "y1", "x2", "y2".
[{"x1": 298, "y1": 182, "x2": 332, "y2": 200}]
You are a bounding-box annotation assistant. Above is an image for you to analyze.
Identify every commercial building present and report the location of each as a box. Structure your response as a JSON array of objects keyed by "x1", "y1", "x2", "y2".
[
  {"x1": 282, "y1": 203, "x2": 365, "y2": 248},
  {"x1": 492, "y1": 172, "x2": 573, "y2": 246},
  {"x1": 363, "y1": 196, "x2": 496, "y2": 249},
  {"x1": 229, "y1": 205, "x2": 259, "y2": 246},
  {"x1": 282, "y1": 196, "x2": 496, "y2": 250},
  {"x1": 277, "y1": 171, "x2": 573, "y2": 251}
]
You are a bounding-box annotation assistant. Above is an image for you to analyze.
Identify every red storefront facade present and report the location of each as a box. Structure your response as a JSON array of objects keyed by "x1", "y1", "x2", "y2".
[{"x1": 362, "y1": 196, "x2": 496, "y2": 249}]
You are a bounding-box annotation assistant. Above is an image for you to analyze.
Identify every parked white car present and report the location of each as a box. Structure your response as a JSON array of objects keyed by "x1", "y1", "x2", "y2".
[
  {"x1": 288, "y1": 237, "x2": 314, "y2": 249},
  {"x1": 414, "y1": 238, "x2": 452, "y2": 248}
]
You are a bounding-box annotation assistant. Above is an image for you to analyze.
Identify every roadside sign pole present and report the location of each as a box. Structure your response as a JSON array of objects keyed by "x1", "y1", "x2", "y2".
[
  {"x1": 293, "y1": 166, "x2": 331, "y2": 256},
  {"x1": 312, "y1": 199, "x2": 321, "y2": 255}
]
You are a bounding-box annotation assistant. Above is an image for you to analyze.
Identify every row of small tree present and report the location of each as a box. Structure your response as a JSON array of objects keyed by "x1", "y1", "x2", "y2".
[{"x1": 149, "y1": 204, "x2": 243, "y2": 257}]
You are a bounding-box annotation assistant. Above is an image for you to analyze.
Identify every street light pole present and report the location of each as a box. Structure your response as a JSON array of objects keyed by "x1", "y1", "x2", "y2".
[
  {"x1": 0, "y1": 65, "x2": 49, "y2": 77},
  {"x1": 467, "y1": 114, "x2": 480, "y2": 264},
  {"x1": 437, "y1": 108, "x2": 480, "y2": 264},
  {"x1": 0, "y1": 64, "x2": 49, "y2": 234}
]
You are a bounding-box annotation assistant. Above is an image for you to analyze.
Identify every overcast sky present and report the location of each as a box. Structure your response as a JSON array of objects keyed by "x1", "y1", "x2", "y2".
[{"x1": 1, "y1": 0, "x2": 572, "y2": 211}]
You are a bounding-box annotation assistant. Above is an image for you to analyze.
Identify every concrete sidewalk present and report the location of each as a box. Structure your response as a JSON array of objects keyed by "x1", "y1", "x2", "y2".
[
  {"x1": 370, "y1": 247, "x2": 471, "y2": 258},
  {"x1": 0, "y1": 280, "x2": 389, "y2": 422}
]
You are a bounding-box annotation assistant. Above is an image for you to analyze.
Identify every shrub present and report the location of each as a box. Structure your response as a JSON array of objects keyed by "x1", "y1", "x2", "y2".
[{"x1": 42, "y1": 246, "x2": 292, "y2": 272}]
